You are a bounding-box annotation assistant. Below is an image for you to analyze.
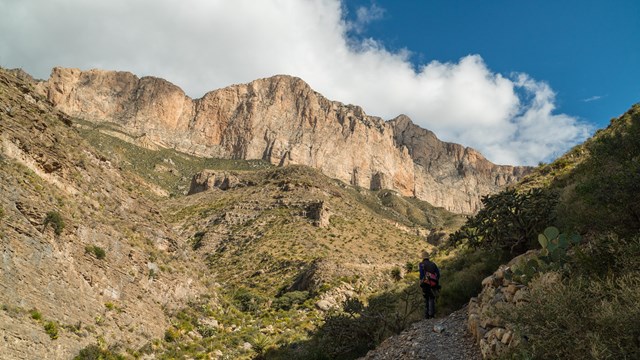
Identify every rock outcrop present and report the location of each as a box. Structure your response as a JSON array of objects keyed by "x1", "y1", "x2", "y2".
[
  {"x1": 188, "y1": 170, "x2": 243, "y2": 194},
  {"x1": 36, "y1": 67, "x2": 530, "y2": 214},
  {"x1": 467, "y1": 251, "x2": 543, "y2": 359}
]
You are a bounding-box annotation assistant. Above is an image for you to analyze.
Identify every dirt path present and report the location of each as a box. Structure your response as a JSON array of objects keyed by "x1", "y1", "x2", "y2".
[{"x1": 360, "y1": 305, "x2": 481, "y2": 360}]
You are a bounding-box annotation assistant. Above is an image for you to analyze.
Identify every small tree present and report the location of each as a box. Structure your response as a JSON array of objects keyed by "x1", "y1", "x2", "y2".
[{"x1": 450, "y1": 188, "x2": 558, "y2": 254}]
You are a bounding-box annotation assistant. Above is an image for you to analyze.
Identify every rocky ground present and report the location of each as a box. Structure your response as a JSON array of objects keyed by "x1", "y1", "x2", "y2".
[{"x1": 360, "y1": 305, "x2": 481, "y2": 360}]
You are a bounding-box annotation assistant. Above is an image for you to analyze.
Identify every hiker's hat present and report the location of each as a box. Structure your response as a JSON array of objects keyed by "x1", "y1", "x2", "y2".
[{"x1": 422, "y1": 250, "x2": 430, "y2": 259}]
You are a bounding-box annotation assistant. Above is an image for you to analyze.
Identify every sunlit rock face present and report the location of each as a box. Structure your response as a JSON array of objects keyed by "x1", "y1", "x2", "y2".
[{"x1": 38, "y1": 67, "x2": 530, "y2": 214}]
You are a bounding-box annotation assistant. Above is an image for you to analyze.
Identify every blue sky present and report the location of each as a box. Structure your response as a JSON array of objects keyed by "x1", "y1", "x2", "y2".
[
  {"x1": 343, "y1": 0, "x2": 640, "y2": 129},
  {"x1": 1, "y1": 0, "x2": 637, "y2": 165}
]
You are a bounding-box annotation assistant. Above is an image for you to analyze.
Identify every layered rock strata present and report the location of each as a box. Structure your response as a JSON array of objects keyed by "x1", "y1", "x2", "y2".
[{"x1": 37, "y1": 67, "x2": 530, "y2": 214}]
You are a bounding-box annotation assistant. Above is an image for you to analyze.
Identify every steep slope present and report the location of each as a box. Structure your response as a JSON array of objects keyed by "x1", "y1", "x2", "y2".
[
  {"x1": 35, "y1": 67, "x2": 529, "y2": 214},
  {"x1": 455, "y1": 103, "x2": 640, "y2": 358},
  {"x1": 0, "y1": 68, "x2": 206, "y2": 357}
]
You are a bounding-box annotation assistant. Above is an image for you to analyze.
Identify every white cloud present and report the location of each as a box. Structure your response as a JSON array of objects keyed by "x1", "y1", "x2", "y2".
[
  {"x1": 348, "y1": 3, "x2": 385, "y2": 34},
  {"x1": 0, "y1": 0, "x2": 591, "y2": 165},
  {"x1": 582, "y1": 95, "x2": 604, "y2": 102}
]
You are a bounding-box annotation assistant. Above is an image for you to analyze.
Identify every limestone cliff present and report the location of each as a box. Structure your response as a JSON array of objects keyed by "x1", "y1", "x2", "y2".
[{"x1": 37, "y1": 67, "x2": 530, "y2": 214}]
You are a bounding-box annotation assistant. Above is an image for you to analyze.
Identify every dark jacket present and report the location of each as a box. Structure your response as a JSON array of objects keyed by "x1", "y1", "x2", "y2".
[{"x1": 419, "y1": 259, "x2": 440, "y2": 287}]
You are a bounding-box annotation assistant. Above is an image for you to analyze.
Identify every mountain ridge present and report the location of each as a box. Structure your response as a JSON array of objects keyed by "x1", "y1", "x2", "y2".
[
  {"x1": 35, "y1": 67, "x2": 530, "y2": 214},
  {"x1": 0, "y1": 66, "x2": 462, "y2": 358}
]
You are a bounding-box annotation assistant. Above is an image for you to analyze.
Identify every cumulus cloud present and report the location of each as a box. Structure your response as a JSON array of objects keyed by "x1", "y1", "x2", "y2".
[{"x1": 0, "y1": 0, "x2": 590, "y2": 165}]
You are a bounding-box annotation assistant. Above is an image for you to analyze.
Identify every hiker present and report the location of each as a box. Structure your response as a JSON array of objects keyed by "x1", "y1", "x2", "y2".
[{"x1": 419, "y1": 251, "x2": 440, "y2": 319}]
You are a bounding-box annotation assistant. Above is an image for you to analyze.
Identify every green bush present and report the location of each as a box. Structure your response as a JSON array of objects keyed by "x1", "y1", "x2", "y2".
[
  {"x1": 437, "y1": 248, "x2": 507, "y2": 314},
  {"x1": 233, "y1": 287, "x2": 265, "y2": 313},
  {"x1": 74, "y1": 344, "x2": 125, "y2": 360},
  {"x1": 85, "y1": 245, "x2": 106, "y2": 260},
  {"x1": 501, "y1": 272, "x2": 640, "y2": 359},
  {"x1": 44, "y1": 321, "x2": 59, "y2": 340},
  {"x1": 30, "y1": 309, "x2": 42, "y2": 321},
  {"x1": 571, "y1": 234, "x2": 640, "y2": 279},
  {"x1": 450, "y1": 189, "x2": 558, "y2": 254},
  {"x1": 250, "y1": 333, "x2": 274, "y2": 356},
  {"x1": 44, "y1": 211, "x2": 64, "y2": 235},
  {"x1": 500, "y1": 232, "x2": 640, "y2": 359},
  {"x1": 272, "y1": 290, "x2": 309, "y2": 311},
  {"x1": 164, "y1": 328, "x2": 181, "y2": 343}
]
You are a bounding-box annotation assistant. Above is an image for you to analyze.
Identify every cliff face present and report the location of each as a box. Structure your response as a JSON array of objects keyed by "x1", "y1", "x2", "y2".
[{"x1": 37, "y1": 67, "x2": 530, "y2": 214}]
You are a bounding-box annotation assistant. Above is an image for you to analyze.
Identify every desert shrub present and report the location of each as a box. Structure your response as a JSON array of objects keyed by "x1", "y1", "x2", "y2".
[
  {"x1": 233, "y1": 287, "x2": 265, "y2": 313},
  {"x1": 74, "y1": 344, "x2": 125, "y2": 360},
  {"x1": 390, "y1": 266, "x2": 402, "y2": 281},
  {"x1": 500, "y1": 272, "x2": 640, "y2": 359},
  {"x1": 570, "y1": 234, "x2": 640, "y2": 279},
  {"x1": 404, "y1": 261, "x2": 415, "y2": 273},
  {"x1": 85, "y1": 245, "x2": 106, "y2": 260},
  {"x1": 44, "y1": 321, "x2": 59, "y2": 339},
  {"x1": 450, "y1": 189, "x2": 558, "y2": 254},
  {"x1": 30, "y1": 309, "x2": 42, "y2": 321},
  {"x1": 197, "y1": 325, "x2": 217, "y2": 338},
  {"x1": 164, "y1": 328, "x2": 181, "y2": 343},
  {"x1": 500, "y1": 232, "x2": 640, "y2": 359},
  {"x1": 0, "y1": 206, "x2": 4, "y2": 220},
  {"x1": 272, "y1": 290, "x2": 309, "y2": 311},
  {"x1": 44, "y1": 211, "x2": 64, "y2": 235},
  {"x1": 437, "y1": 248, "x2": 507, "y2": 314}
]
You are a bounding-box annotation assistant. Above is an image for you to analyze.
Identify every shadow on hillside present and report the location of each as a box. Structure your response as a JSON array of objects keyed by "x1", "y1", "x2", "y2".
[
  {"x1": 261, "y1": 283, "x2": 423, "y2": 360},
  {"x1": 262, "y1": 247, "x2": 508, "y2": 360}
]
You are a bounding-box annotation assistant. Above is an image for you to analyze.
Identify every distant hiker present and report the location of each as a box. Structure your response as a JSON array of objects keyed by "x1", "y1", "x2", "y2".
[{"x1": 419, "y1": 251, "x2": 440, "y2": 319}]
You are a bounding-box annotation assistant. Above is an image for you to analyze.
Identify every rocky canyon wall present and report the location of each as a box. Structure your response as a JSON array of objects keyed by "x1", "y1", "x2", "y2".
[{"x1": 36, "y1": 67, "x2": 529, "y2": 214}]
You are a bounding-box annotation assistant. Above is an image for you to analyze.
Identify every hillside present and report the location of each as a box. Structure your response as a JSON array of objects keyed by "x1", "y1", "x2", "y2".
[
  {"x1": 450, "y1": 103, "x2": 640, "y2": 358},
  {"x1": 0, "y1": 67, "x2": 469, "y2": 359},
  {"x1": 0, "y1": 68, "x2": 206, "y2": 356},
  {"x1": 35, "y1": 67, "x2": 530, "y2": 214}
]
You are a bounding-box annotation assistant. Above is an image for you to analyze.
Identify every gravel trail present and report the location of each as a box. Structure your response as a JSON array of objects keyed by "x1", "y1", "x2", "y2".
[{"x1": 360, "y1": 305, "x2": 481, "y2": 360}]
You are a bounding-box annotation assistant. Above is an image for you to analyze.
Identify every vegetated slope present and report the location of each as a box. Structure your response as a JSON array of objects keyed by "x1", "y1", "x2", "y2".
[
  {"x1": 36, "y1": 67, "x2": 530, "y2": 214},
  {"x1": 81, "y1": 124, "x2": 466, "y2": 359},
  {"x1": 0, "y1": 67, "x2": 467, "y2": 359},
  {"x1": 522, "y1": 104, "x2": 640, "y2": 236},
  {"x1": 0, "y1": 68, "x2": 207, "y2": 357},
  {"x1": 452, "y1": 103, "x2": 640, "y2": 359}
]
